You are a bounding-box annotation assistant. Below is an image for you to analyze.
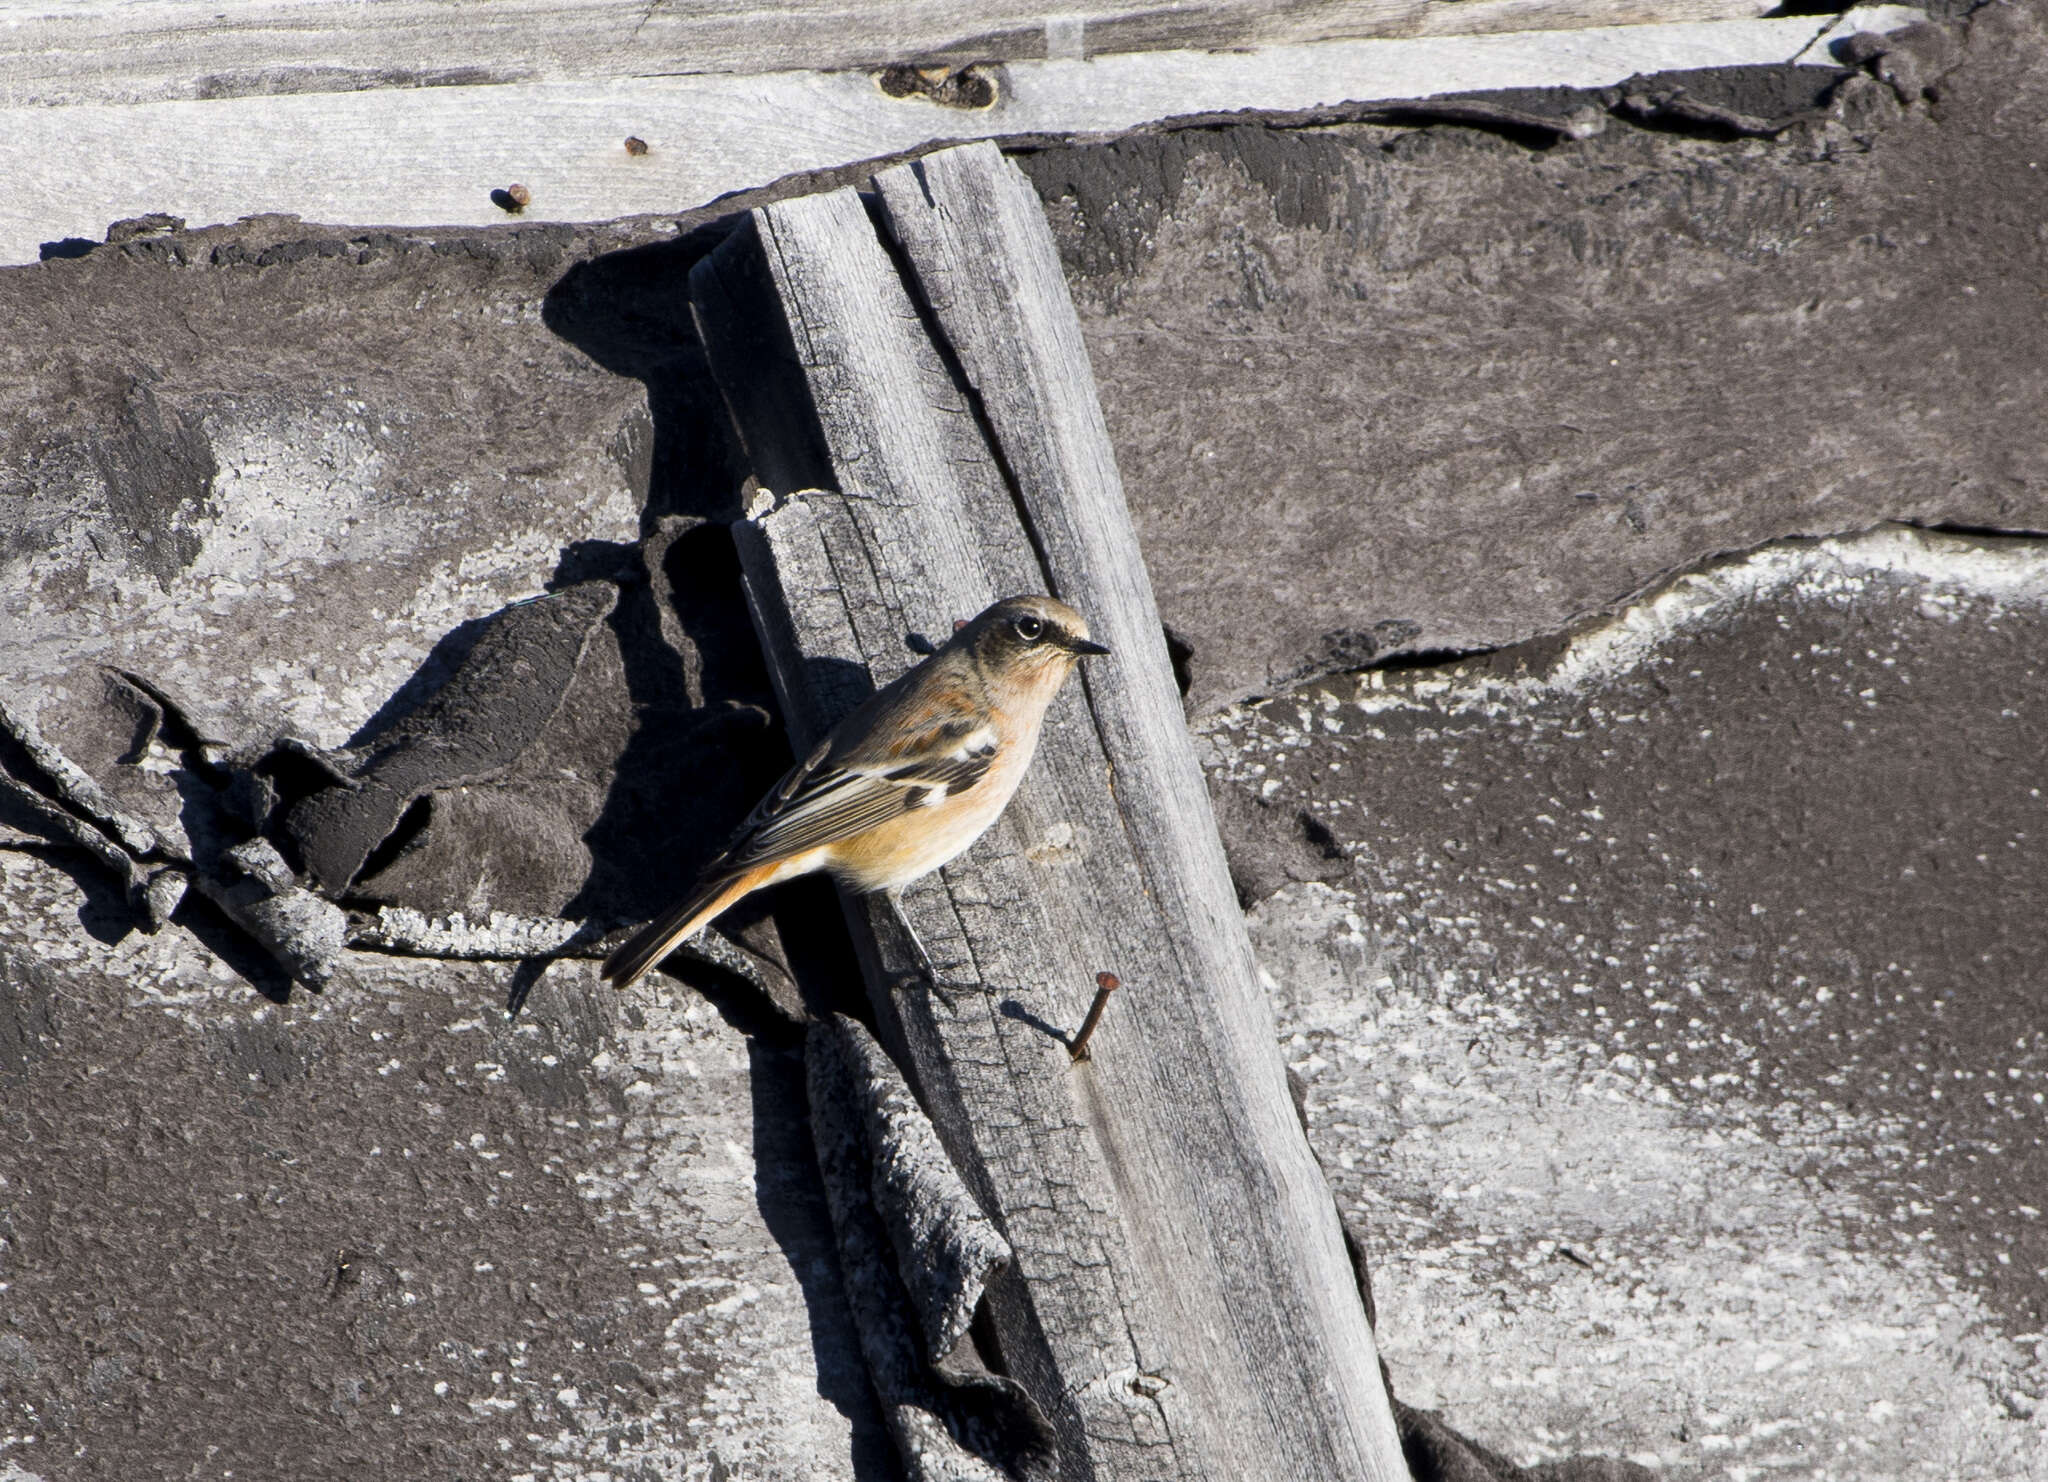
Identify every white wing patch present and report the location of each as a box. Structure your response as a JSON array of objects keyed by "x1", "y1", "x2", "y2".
[{"x1": 719, "y1": 725, "x2": 999, "y2": 869}]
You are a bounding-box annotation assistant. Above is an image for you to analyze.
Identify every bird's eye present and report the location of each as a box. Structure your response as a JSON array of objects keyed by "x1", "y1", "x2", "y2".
[{"x1": 1012, "y1": 615, "x2": 1044, "y2": 642}]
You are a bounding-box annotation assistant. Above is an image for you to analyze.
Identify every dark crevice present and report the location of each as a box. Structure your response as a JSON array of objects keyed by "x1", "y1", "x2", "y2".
[
  {"x1": 1247, "y1": 643, "x2": 1503, "y2": 706},
  {"x1": 1297, "y1": 811, "x2": 1346, "y2": 863},
  {"x1": 860, "y1": 185, "x2": 1062, "y2": 599},
  {"x1": 1366, "y1": 644, "x2": 1502, "y2": 674},
  {"x1": 0, "y1": 729, "x2": 70, "y2": 815},
  {"x1": 1161, "y1": 624, "x2": 1195, "y2": 698},
  {"x1": 1273, "y1": 519, "x2": 2048, "y2": 704},
  {"x1": 350, "y1": 795, "x2": 432, "y2": 889},
  {"x1": 1907, "y1": 517, "x2": 2048, "y2": 541}
]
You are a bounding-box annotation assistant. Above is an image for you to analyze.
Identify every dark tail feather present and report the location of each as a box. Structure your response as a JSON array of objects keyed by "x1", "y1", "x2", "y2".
[{"x1": 600, "y1": 873, "x2": 754, "y2": 989}]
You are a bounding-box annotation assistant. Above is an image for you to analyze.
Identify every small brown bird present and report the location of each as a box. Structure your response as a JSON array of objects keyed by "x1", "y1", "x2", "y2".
[{"x1": 601, "y1": 594, "x2": 1108, "y2": 989}]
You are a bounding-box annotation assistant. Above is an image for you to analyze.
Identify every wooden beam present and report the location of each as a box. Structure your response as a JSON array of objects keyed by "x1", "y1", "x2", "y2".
[
  {"x1": 3, "y1": 0, "x2": 1775, "y2": 108},
  {"x1": 691, "y1": 142, "x2": 1409, "y2": 1481},
  {"x1": 0, "y1": 6, "x2": 1923, "y2": 266}
]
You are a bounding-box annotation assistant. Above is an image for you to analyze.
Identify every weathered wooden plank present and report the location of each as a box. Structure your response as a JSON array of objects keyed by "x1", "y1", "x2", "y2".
[
  {"x1": 873, "y1": 136, "x2": 1410, "y2": 1471},
  {"x1": 2, "y1": 0, "x2": 1774, "y2": 108},
  {"x1": 0, "y1": 7, "x2": 1917, "y2": 267},
  {"x1": 697, "y1": 191, "x2": 1181, "y2": 1475},
  {"x1": 691, "y1": 151, "x2": 1409, "y2": 1479}
]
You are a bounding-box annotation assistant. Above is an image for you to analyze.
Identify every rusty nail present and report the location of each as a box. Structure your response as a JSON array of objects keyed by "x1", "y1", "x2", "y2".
[{"x1": 1070, "y1": 971, "x2": 1120, "y2": 1062}]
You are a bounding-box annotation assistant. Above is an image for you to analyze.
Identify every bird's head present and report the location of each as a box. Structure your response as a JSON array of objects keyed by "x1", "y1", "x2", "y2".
[{"x1": 960, "y1": 594, "x2": 1108, "y2": 693}]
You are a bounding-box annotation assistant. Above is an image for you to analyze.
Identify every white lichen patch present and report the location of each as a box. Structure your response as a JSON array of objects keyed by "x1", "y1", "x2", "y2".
[
  {"x1": 1250, "y1": 881, "x2": 2048, "y2": 1482},
  {"x1": 361, "y1": 908, "x2": 585, "y2": 959},
  {"x1": 1341, "y1": 525, "x2": 2048, "y2": 721},
  {"x1": 0, "y1": 852, "x2": 245, "y2": 1023},
  {"x1": 186, "y1": 410, "x2": 409, "y2": 582},
  {"x1": 537, "y1": 971, "x2": 861, "y2": 1481},
  {"x1": 0, "y1": 397, "x2": 638, "y2": 749}
]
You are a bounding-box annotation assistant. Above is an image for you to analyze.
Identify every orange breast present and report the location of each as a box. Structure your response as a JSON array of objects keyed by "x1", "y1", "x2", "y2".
[{"x1": 826, "y1": 709, "x2": 1042, "y2": 892}]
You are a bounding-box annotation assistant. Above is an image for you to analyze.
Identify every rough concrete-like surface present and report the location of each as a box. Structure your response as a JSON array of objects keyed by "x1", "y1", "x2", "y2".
[
  {"x1": 0, "y1": 211, "x2": 813, "y2": 938},
  {"x1": 0, "y1": 849, "x2": 884, "y2": 1481},
  {"x1": 1026, "y1": 2, "x2": 2048, "y2": 714},
  {"x1": 7, "y1": 12, "x2": 2046, "y2": 738},
  {"x1": 0, "y1": 215, "x2": 876, "y2": 1479},
  {"x1": 1212, "y1": 527, "x2": 2048, "y2": 1478},
  {"x1": 0, "y1": 215, "x2": 650, "y2": 737}
]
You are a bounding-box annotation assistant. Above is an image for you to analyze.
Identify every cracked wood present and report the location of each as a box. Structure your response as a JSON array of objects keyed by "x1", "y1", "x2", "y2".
[
  {"x1": 5, "y1": 1, "x2": 1772, "y2": 107},
  {"x1": 690, "y1": 141, "x2": 1409, "y2": 1482}
]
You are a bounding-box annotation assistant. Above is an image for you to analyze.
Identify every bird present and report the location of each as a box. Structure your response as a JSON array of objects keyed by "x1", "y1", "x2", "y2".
[{"x1": 600, "y1": 593, "x2": 1109, "y2": 990}]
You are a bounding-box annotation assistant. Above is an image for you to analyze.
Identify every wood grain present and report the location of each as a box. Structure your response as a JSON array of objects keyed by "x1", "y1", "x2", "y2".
[
  {"x1": 693, "y1": 144, "x2": 1409, "y2": 1481},
  {"x1": 4, "y1": 0, "x2": 1774, "y2": 108},
  {"x1": 1, "y1": 6, "x2": 1913, "y2": 266}
]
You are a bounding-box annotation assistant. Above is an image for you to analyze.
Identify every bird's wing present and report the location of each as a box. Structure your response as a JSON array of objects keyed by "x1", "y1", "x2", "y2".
[{"x1": 718, "y1": 690, "x2": 998, "y2": 872}]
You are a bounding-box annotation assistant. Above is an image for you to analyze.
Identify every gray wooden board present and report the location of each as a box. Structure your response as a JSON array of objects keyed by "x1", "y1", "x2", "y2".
[
  {"x1": 0, "y1": 7, "x2": 1924, "y2": 266},
  {"x1": 695, "y1": 148, "x2": 1407, "y2": 1480},
  {"x1": 4, "y1": 0, "x2": 1773, "y2": 108},
  {"x1": 699, "y1": 193, "x2": 1177, "y2": 1471}
]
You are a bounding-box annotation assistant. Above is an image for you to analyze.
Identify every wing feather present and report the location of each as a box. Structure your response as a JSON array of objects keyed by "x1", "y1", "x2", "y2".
[{"x1": 714, "y1": 703, "x2": 998, "y2": 873}]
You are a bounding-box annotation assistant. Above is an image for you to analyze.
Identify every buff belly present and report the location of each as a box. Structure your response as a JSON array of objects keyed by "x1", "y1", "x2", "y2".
[{"x1": 825, "y1": 734, "x2": 1037, "y2": 893}]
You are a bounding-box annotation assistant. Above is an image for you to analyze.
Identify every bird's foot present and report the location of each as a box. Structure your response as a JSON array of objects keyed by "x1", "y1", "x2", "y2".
[
  {"x1": 887, "y1": 894, "x2": 989, "y2": 1006},
  {"x1": 889, "y1": 968, "x2": 990, "y2": 1011}
]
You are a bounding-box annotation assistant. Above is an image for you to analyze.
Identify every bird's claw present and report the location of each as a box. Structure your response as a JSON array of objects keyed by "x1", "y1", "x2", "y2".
[
  {"x1": 901, "y1": 966, "x2": 992, "y2": 1008},
  {"x1": 886, "y1": 899, "x2": 988, "y2": 1005},
  {"x1": 888, "y1": 974, "x2": 991, "y2": 1007}
]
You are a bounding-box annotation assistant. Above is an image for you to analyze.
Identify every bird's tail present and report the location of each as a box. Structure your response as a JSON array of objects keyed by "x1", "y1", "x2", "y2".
[{"x1": 600, "y1": 871, "x2": 759, "y2": 989}]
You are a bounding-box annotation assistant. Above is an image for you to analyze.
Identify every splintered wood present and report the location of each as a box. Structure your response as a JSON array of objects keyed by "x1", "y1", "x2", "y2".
[{"x1": 689, "y1": 142, "x2": 1410, "y2": 1482}]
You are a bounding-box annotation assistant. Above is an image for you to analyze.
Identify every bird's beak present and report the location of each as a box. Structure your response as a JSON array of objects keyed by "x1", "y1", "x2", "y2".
[{"x1": 1068, "y1": 637, "x2": 1111, "y2": 657}]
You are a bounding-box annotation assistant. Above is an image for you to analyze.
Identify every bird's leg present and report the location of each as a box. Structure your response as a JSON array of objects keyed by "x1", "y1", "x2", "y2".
[{"x1": 884, "y1": 888, "x2": 986, "y2": 1004}]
